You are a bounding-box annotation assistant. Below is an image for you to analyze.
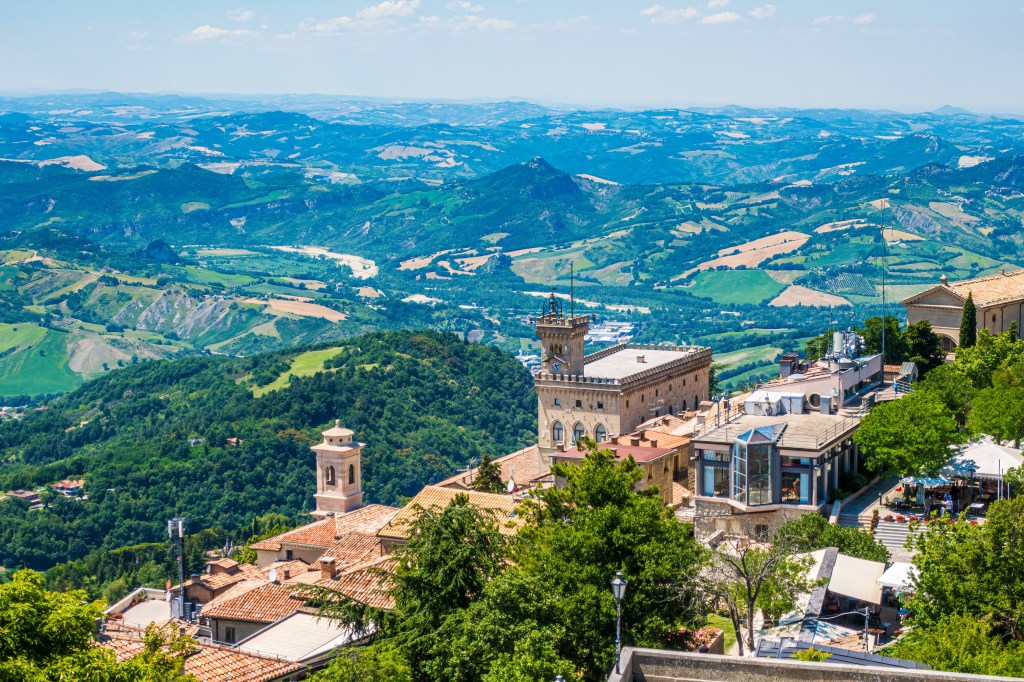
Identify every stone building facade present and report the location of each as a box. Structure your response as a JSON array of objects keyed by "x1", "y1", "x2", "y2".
[
  {"x1": 902, "y1": 270, "x2": 1024, "y2": 352},
  {"x1": 534, "y1": 311, "x2": 712, "y2": 453},
  {"x1": 311, "y1": 420, "x2": 364, "y2": 516}
]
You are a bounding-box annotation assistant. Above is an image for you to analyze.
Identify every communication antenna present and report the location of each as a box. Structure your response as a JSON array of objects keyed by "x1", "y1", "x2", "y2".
[
  {"x1": 168, "y1": 518, "x2": 186, "y2": 620},
  {"x1": 879, "y1": 198, "x2": 889, "y2": 365},
  {"x1": 570, "y1": 260, "x2": 575, "y2": 319}
]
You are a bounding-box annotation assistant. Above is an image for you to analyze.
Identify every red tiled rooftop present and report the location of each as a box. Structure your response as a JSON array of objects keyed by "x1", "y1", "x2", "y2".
[
  {"x1": 249, "y1": 504, "x2": 399, "y2": 551},
  {"x1": 555, "y1": 441, "x2": 674, "y2": 464},
  {"x1": 101, "y1": 623, "x2": 302, "y2": 682},
  {"x1": 200, "y1": 582, "x2": 305, "y2": 625}
]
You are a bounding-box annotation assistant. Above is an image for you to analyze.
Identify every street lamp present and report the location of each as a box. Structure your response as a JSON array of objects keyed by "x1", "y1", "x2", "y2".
[{"x1": 610, "y1": 571, "x2": 628, "y2": 674}]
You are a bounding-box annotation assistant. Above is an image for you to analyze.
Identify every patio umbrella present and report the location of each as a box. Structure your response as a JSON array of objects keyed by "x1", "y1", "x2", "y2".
[
  {"x1": 942, "y1": 455, "x2": 979, "y2": 478},
  {"x1": 901, "y1": 475, "x2": 952, "y2": 488}
]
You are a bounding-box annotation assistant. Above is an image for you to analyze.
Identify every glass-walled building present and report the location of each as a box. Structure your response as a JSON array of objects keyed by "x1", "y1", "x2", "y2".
[{"x1": 693, "y1": 414, "x2": 861, "y2": 514}]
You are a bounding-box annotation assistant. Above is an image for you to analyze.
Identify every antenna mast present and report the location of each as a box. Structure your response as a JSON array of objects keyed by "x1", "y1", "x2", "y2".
[
  {"x1": 570, "y1": 261, "x2": 575, "y2": 319},
  {"x1": 880, "y1": 198, "x2": 888, "y2": 365}
]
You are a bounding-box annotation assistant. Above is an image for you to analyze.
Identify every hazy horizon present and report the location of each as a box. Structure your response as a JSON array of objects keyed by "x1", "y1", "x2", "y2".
[{"x1": 1, "y1": 1, "x2": 1021, "y2": 114}]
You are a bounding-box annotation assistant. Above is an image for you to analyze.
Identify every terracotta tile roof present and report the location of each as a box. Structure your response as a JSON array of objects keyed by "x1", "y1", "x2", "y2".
[
  {"x1": 201, "y1": 581, "x2": 306, "y2": 625},
  {"x1": 435, "y1": 445, "x2": 551, "y2": 490},
  {"x1": 555, "y1": 441, "x2": 674, "y2": 464},
  {"x1": 263, "y1": 559, "x2": 314, "y2": 581},
  {"x1": 309, "y1": 532, "x2": 385, "y2": 572},
  {"x1": 208, "y1": 558, "x2": 241, "y2": 571},
  {"x1": 250, "y1": 504, "x2": 399, "y2": 551},
  {"x1": 945, "y1": 269, "x2": 1024, "y2": 307},
  {"x1": 378, "y1": 485, "x2": 527, "y2": 540},
  {"x1": 672, "y1": 482, "x2": 692, "y2": 508},
  {"x1": 101, "y1": 623, "x2": 302, "y2": 682},
  {"x1": 319, "y1": 557, "x2": 396, "y2": 611},
  {"x1": 177, "y1": 562, "x2": 264, "y2": 595}
]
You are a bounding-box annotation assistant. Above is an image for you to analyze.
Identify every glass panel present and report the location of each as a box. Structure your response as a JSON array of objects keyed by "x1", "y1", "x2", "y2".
[
  {"x1": 781, "y1": 471, "x2": 811, "y2": 504},
  {"x1": 704, "y1": 466, "x2": 730, "y2": 497},
  {"x1": 595, "y1": 424, "x2": 607, "y2": 442},
  {"x1": 703, "y1": 450, "x2": 730, "y2": 462},
  {"x1": 781, "y1": 457, "x2": 811, "y2": 467},
  {"x1": 573, "y1": 423, "x2": 586, "y2": 442},
  {"x1": 747, "y1": 442, "x2": 773, "y2": 505},
  {"x1": 732, "y1": 442, "x2": 747, "y2": 503}
]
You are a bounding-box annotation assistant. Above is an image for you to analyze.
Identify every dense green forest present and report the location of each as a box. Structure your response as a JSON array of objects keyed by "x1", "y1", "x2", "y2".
[{"x1": 0, "y1": 330, "x2": 535, "y2": 573}]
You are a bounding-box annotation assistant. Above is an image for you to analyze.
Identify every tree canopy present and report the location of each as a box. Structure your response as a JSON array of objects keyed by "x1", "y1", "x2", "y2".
[
  {"x1": 959, "y1": 291, "x2": 977, "y2": 348},
  {"x1": 853, "y1": 390, "x2": 964, "y2": 476}
]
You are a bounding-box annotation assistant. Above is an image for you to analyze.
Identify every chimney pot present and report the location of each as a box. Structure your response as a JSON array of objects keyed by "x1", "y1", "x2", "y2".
[
  {"x1": 320, "y1": 557, "x2": 337, "y2": 581},
  {"x1": 283, "y1": 568, "x2": 291, "y2": 580}
]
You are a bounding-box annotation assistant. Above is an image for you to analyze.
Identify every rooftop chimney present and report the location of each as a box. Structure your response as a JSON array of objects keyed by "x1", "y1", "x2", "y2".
[
  {"x1": 630, "y1": 437, "x2": 641, "y2": 447},
  {"x1": 637, "y1": 355, "x2": 647, "y2": 364},
  {"x1": 321, "y1": 557, "x2": 337, "y2": 582},
  {"x1": 283, "y1": 568, "x2": 291, "y2": 581}
]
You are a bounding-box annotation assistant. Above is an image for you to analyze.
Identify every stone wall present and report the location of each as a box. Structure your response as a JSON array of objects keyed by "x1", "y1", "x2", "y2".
[{"x1": 608, "y1": 648, "x2": 1008, "y2": 682}]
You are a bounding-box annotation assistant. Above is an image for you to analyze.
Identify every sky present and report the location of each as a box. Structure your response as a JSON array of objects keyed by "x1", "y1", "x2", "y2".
[{"x1": 1, "y1": 1, "x2": 1022, "y2": 113}]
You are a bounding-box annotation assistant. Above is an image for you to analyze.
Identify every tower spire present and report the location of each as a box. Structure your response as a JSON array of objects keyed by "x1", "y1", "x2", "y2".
[{"x1": 570, "y1": 260, "x2": 575, "y2": 319}]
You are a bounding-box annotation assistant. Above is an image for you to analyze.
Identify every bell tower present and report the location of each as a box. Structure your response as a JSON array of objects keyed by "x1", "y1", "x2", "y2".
[
  {"x1": 311, "y1": 420, "x2": 363, "y2": 517},
  {"x1": 536, "y1": 290, "x2": 589, "y2": 376}
]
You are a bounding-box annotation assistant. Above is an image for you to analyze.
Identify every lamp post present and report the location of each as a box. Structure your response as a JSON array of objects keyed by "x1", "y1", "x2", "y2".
[{"x1": 610, "y1": 571, "x2": 628, "y2": 674}]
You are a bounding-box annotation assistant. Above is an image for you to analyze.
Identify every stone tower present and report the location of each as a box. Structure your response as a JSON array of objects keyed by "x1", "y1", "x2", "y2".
[
  {"x1": 310, "y1": 420, "x2": 363, "y2": 517},
  {"x1": 535, "y1": 291, "x2": 590, "y2": 376}
]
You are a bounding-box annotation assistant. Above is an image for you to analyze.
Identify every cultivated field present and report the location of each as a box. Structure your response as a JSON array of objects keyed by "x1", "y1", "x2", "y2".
[
  {"x1": 252, "y1": 346, "x2": 347, "y2": 397},
  {"x1": 267, "y1": 246, "x2": 378, "y2": 279},
  {"x1": 682, "y1": 231, "x2": 809, "y2": 276},
  {"x1": 244, "y1": 298, "x2": 347, "y2": 322},
  {"x1": 686, "y1": 270, "x2": 786, "y2": 306},
  {"x1": 769, "y1": 285, "x2": 851, "y2": 307}
]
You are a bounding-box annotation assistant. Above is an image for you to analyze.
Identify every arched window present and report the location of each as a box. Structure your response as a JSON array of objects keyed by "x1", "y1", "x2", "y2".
[
  {"x1": 552, "y1": 421, "x2": 564, "y2": 443},
  {"x1": 325, "y1": 466, "x2": 336, "y2": 486},
  {"x1": 595, "y1": 424, "x2": 607, "y2": 442},
  {"x1": 348, "y1": 464, "x2": 356, "y2": 486},
  {"x1": 573, "y1": 423, "x2": 586, "y2": 444}
]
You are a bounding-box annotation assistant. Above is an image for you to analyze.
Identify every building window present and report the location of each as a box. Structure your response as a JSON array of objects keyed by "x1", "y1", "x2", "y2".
[
  {"x1": 325, "y1": 466, "x2": 336, "y2": 486},
  {"x1": 781, "y1": 471, "x2": 810, "y2": 504},
  {"x1": 554, "y1": 398, "x2": 561, "y2": 407},
  {"x1": 703, "y1": 465, "x2": 729, "y2": 497},
  {"x1": 575, "y1": 399, "x2": 582, "y2": 408},
  {"x1": 656, "y1": 389, "x2": 659, "y2": 397},
  {"x1": 224, "y1": 627, "x2": 236, "y2": 644},
  {"x1": 552, "y1": 421, "x2": 564, "y2": 443},
  {"x1": 732, "y1": 432, "x2": 775, "y2": 506},
  {"x1": 286, "y1": 549, "x2": 293, "y2": 560},
  {"x1": 597, "y1": 401, "x2": 604, "y2": 410},
  {"x1": 625, "y1": 400, "x2": 629, "y2": 408},
  {"x1": 595, "y1": 424, "x2": 607, "y2": 441},
  {"x1": 573, "y1": 423, "x2": 586, "y2": 443},
  {"x1": 702, "y1": 450, "x2": 730, "y2": 462},
  {"x1": 348, "y1": 464, "x2": 356, "y2": 486}
]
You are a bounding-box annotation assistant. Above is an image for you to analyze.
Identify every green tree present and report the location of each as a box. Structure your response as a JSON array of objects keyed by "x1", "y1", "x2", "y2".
[
  {"x1": 853, "y1": 390, "x2": 964, "y2": 476},
  {"x1": 907, "y1": 497, "x2": 1024, "y2": 640},
  {"x1": 968, "y1": 375, "x2": 1024, "y2": 447},
  {"x1": 884, "y1": 613, "x2": 1024, "y2": 676},
  {"x1": 804, "y1": 331, "x2": 831, "y2": 362},
  {"x1": 955, "y1": 328, "x2": 1024, "y2": 389},
  {"x1": 776, "y1": 512, "x2": 890, "y2": 563},
  {"x1": 470, "y1": 454, "x2": 505, "y2": 494},
  {"x1": 310, "y1": 645, "x2": 413, "y2": 682},
  {"x1": 959, "y1": 291, "x2": 977, "y2": 348},
  {"x1": 858, "y1": 315, "x2": 905, "y2": 365},
  {"x1": 916, "y1": 363, "x2": 975, "y2": 427},
  {"x1": 388, "y1": 494, "x2": 509, "y2": 680},
  {"x1": 901, "y1": 320, "x2": 944, "y2": 375},
  {"x1": 0, "y1": 570, "x2": 193, "y2": 681},
  {"x1": 793, "y1": 647, "x2": 832, "y2": 662}
]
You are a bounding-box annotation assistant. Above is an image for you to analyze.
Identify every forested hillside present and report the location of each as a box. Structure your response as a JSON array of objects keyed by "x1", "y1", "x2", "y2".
[{"x1": 0, "y1": 330, "x2": 535, "y2": 571}]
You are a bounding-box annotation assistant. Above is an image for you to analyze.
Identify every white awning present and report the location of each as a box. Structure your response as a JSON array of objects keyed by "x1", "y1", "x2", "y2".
[
  {"x1": 829, "y1": 554, "x2": 885, "y2": 604},
  {"x1": 960, "y1": 442, "x2": 1024, "y2": 479},
  {"x1": 877, "y1": 562, "x2": 916, "y2": 591}
]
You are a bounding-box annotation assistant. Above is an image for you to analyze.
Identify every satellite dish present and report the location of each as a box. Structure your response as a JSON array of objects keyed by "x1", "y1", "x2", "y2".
[
  {"x1": 507, "y1": 479, "x2": 515, "y2": 494},
  {"x1": 268, "y1": 568, "x2": 277, "y2": 583}
]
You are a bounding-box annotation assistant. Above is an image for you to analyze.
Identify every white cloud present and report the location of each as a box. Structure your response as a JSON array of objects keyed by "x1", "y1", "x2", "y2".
[
  {"x1": 707, "y1": 0, "x2": 729, "y2": 6},
  {"x1": 122, "y1": 30, "x2": 148, "y2": 41},
  {"x1": 447, "y1": 0, "x2": 482, "y2": 12},
  {"x1": 420, "y1": 15, "x2": 441, "y2": 25},
  {"x1": 300, "y1": 16, "x2": 354, "y2": 33},
  {"x1": 274, "y1": 32, "x2": 297, "y2": 40},
  {"x1": 184, "y1": 25, "x2": 253, "y2": 41},
  {"x1": 814, "y1": 13, "x2": 874, "y2": 26},
  {"x1": 357, "y1": 0, "x2": 420, "y2": 21},
  {"x1": 641, "y1": 5, "x2": 699, "y2": 24},
  {"x1": 456, "y1": 15, "x2": 514, "y2": 30},
  {"x1": 228, "y1": 9, "x2": 254, "y2": 22},
  {"x1": 748, "y1": 4, "x2": 776, "y2": 19},
  {"x1": 701, "y1": 10, "x2": 741, "y2": 24}
]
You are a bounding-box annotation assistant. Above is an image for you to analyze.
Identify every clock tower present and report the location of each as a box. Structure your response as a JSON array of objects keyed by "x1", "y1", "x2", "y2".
[{"x1": 535, "y1": 290, "x2": 589, "y2": 377}]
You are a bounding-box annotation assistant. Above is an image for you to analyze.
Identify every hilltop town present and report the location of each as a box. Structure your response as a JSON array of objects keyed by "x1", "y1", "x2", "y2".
[{"x1": 15, "y1": 270, "x2": 1004, "y2": 680}]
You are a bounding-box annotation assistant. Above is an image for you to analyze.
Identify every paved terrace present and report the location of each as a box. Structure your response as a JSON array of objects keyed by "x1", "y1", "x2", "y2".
[
  {"x1": 534, "y1": 343, "x2": 711, "y2": 387},
  {"x1": 694, "y1": 413, "x2": 860, "y2": 452}
]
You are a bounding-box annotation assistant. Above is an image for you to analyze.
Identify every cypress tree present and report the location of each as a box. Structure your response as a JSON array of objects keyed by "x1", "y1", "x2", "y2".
[{"x1": 959, "y1": 291, "x2": 977, "y2": 348}]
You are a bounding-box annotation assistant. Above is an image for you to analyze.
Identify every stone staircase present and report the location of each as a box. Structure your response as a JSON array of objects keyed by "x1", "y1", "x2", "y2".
[
  {"x1": 837, "y1": 508, "x2": 868, "y2": 529},
  {"x1": 872, "y1": 520, "x2": 925, "y2": 552}
]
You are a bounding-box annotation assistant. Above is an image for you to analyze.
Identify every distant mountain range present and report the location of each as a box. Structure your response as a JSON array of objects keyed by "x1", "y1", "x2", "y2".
[{"x1": 2, "y1": 94, "x2": 1024, "y2": 397}]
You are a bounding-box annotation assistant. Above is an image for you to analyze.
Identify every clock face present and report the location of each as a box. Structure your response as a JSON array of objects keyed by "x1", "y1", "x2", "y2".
[{"x1": 552, "y1": 361, "x2": 561, "y2": 372}]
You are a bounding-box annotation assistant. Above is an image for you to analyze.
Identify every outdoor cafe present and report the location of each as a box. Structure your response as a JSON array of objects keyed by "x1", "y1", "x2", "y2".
[{"x1": 884, "y1": 439, "x2": 1021, "y2": 518}]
